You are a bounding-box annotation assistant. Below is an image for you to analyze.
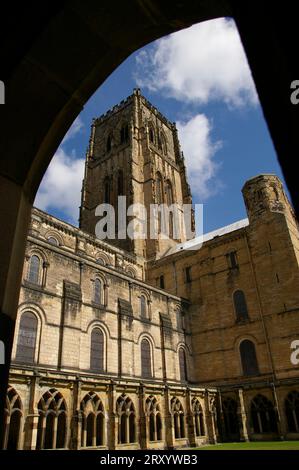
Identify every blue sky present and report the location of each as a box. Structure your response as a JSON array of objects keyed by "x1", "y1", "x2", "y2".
[{"x1": 35, "y1": 18, "x2": 287, "y2": 235}]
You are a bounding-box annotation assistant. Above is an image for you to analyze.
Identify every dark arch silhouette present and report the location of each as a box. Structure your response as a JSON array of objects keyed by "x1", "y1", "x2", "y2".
[{"x1": 250, "y1": 394, "x2": 278, "y2": 434}]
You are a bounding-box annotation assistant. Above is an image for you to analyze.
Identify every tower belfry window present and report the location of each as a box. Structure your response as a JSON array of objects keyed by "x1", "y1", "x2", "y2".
[
  {"x1": 106, "y1": 135, "x2": 112, "y2": 152},
  {"x1": 120, "y1": 124, "x2": 129, "y2": 144},
  {"x1": 227, "y1": 251, "x2": 238, "y2": 269},
  {"x1": 117, "y1": 170, "x2": 124, "y2": 196},
  {"x1": 157, "y1": 134, "x2": 162, "y2": 149},
  {"x1": 149, "y1": 127, "x2": 154, "y2": 143},
  {"x1": 104, "y1": 177, "x2": 111, "y2": 204},
  {"x1": 165, "y1": 180, "x2": 173, "y2": 206}
]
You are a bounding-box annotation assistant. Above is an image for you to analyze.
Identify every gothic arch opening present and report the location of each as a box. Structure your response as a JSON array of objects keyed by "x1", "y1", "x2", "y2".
[
  {"x1": 250, "y1": 394, "x2": 278, "y2": 434},
  {"x1": 192, "y1": 398, "x2": 205, "y2": 438},
  {"x1": 171, "y1": 397, "x2": 185, "y2": 439},
  {"x1": 145, "y1": 396, "x2": 163, "y2": 442},
  {"x1": 36, "y1": 389, "x2": 67, "y2": 450},
  {"x1": 285, "y1": 390, "x2": 299, "y2": 433},
  {"x1": 80, "y1": 392, "x2": 105, "y2": 448},
  {"x1": 222, "y1": 397, "x2": 240, "y2": 441},
  {"x1": 116, "y1": 394, "x2": 136, "y2": 445},
  {"x1": 3, "y1": 387, "x2": 23, "y2": 450}
]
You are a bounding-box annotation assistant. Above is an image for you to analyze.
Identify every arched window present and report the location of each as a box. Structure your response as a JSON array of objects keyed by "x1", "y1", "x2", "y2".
[
  {"x1": 80, "y1": 392, "x2": 105, "y2": 447},
  {"x1": 90, "y1": 328, "x2": 104, "y2": 373},
  {"x1": 120, "y1": 124, "x2": 129, "y2": 144},
  {"x1": 285, "y1": 391, "x2": 299, "y2": 433},
  {"x1": 141, "y1": 338, "x2": 152, "y2": 379},
  {"x1": 47, "y1": 236, "x2": 59, "y2": 246},
  {"x1": 192, "y1": 398, "x2": 205, "y2": 437},
  {"x1": 157, "y1": 132, "x2": 162, "y2": 149},
  {"x1": 222, "y1": 397, "x2": 239, "y2": 439},
  {"x1": 140, "y1": 295, "x2": 147, "y2": 318},
  {"x1": 28, "y1": 255, "x2": 40, "y2": 284},
  {"x1": 104, "y1": 177, "x2": 111, "y2": 204},
  {"x1": 36, "y1": 389, "x2": 67, "y2": 449},
  {"x1": 149, "y1": 126, "x2": 155, "y2": 143},
  {"x1": 250, "y1": 394, "x2": 278, "y2": 433},
  {"x1": 171, "y1": 397, "x2": 185, "y2": 439},
  {"x1": 3, "y1": 387, "x2": 22, "y2": 449},
  {"x1": 233, "y1": 290, "x2": 249, "y2": 322},
  {"x1": 146, "y1": 396, "x2": 162, "y2": 441},
  {"x1": 240, "y1": 339, "x2": 259, "y2": 376},
  {"x1": 165, "y1": 180, "x2": 174, "y2": 238},
  {"x1": 165, "y1": 180, "x2": 173, "y2": 206},
  {"x1": 15, "y1": 312, "x2": 38, "y2": 364},
  {"x1": 156, "y1": 172, "x2": 163, "y2": 234},
  {"x1": 116, "y1": 395, "x2": 136, "y2": 444},
  {"x1": 178, "y1": 347, "x2": 187, "y2": 382},
  {"x1": 161, "y1": 133, "x2": 167, "y2": 155},
  {"x1": 156, "y1": 173, "x2": 163, "y2": 204},
  {"x1": 227, "y1": 251, "x2": 238, "y2": 269},
  {"x1": 94, "y1": 278, "x2": 103, "y2": 305},
  {"x1": 106, "y1": 135, "x2": 112, "y2": 152},
  {"x1": 117, "y1": 170, "x2": 124, "y2": 196}
]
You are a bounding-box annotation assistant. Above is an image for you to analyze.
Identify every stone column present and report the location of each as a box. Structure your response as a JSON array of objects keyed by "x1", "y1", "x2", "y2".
[
  {"x1": 275, "y1": 388, "x2": 288, "y2": 438},
  {"x1": 217, "y1": 392, "x2": 226, "y2": 442},
  {"x1": 24, "y1": 373, "x2": 40, "y2": 450},
  {"x1": 138, "y1": 383, "x2": 147, "y2": 449},
  {"x1": 107, "y1": 381, "x2": 117, "y2": 449},
  {"x1": 186, "y1": 389, "x2": 196, "y2": 447},
  {"x1": 237, "y1": 388, "x2": 249, "y2": 442},
  {"x1": 271, "y1": 384, "x2": 285, "y2": 440},
  {"x1": 92, "y1": 415, "x2": 97, "y2": 447},
  {"x1": 70, "y1": 378, "x2": 81, "y2": 450},
  {"x1": 52, "y1": 416, "x2": 58, "y2": 449},
  {"x1": 42, "y1": 261, "x2": 49, "y2": 287},
  {"x1": 204, "y1": 392, "x2": 217, "y2": 444},
  {"x1": 164, "y1": 386, "x2": 174, "y2": 449},
  {"x1": 2, "y1": 414, "x2": 9, "y2": 449}
]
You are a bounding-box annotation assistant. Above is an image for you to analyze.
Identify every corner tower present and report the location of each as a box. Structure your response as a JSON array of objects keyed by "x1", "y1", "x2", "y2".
[
  {"x1": 242, "y1": 174, "x2": 297, "y2": 225},
  {"x1": 79, "y1": 89, "x2": 194, "y2": 260}
]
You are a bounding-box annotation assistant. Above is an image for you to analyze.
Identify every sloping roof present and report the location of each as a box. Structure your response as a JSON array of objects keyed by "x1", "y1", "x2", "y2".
[{"x1": 170, "y1": 218, "x2": 249, "y2": 254}]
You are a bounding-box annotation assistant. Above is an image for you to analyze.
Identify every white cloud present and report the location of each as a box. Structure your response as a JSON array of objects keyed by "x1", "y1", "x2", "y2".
[
  {"x1": 135, "y1": 18, "x2": 257, "y2": 107},
  {"x1": 35, "y1": 148, "x2": 85, "y2": 224},
  {"x1": 61, "y1": 116, "x2": 84, "y2": 144},
  {"x1": 35, "y1": 117, "x2": 85, "y2": 224},
  {"x1": 34, "y1": 147, "x2": 84, "y2": 224},
  {"x1": 177, "y1": 114, "x2": 222, "y2": 199}
]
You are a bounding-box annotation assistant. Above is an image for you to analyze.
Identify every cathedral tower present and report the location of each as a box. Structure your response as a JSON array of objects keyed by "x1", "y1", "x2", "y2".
[{"x1": 79, "y1": 89, "x2": 194, "y2": 260}]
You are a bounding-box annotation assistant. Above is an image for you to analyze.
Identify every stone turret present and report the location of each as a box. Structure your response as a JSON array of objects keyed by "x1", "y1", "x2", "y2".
[{"x1": 242, "y1": 174, "x2": 296, "y2": 224}]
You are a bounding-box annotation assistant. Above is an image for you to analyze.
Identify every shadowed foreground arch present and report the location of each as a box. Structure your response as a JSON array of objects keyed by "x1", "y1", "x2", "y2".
[{"x1": 1, "y1": 0, "x2": 299, "y2": 442}]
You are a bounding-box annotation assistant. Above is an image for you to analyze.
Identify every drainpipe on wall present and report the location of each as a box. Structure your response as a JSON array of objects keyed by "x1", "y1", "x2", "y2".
[{"x1": 244, "y1": 231, "x2": 283, "y2": 437}]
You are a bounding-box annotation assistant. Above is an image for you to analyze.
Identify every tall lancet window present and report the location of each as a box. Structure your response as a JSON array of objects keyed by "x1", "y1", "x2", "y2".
[
  {"x1": 165, "y1": 180, "x2": 174, "y2": 238},
  {"x1": 28, "y1": 255, "x2": 40, "y2": 284},
  {"x1": 104, "y1": 177, "x2": 111, "y2": 204},
  {"x1": 117, "y1": 170, "x2": 124, "y2": 196}
]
